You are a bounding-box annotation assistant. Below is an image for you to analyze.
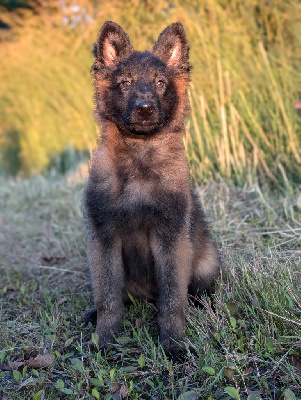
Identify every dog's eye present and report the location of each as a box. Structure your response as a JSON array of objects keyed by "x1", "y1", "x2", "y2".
[
  {"x1": 156, "y1": 80, "x2": 164, "y2": 88},
  {"x1": 121, "y1": 81, "x2": 131, "y2": 88}
]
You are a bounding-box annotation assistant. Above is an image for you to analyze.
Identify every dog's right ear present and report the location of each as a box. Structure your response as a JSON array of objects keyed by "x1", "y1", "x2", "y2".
[{"x1": 93, "y1": 21, "x2": 134, "y2": 66}]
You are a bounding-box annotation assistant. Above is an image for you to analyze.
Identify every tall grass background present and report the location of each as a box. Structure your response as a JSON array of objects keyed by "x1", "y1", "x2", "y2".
[{"x1": 0, "y1": 0, "x2": 300, "y2": 188}]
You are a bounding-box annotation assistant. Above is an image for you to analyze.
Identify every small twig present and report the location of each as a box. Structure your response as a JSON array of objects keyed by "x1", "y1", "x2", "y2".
[
  {"x1": 256, "y1": 307, "x2": 301, "y2": 326},
  {"x1": 256, "y1": 228, "x2": 301, "y2": 235},
  {"x1": 271, "y1": 237, "x2": 299, "y2": 248},
  {"x1": 36, "y1": 265, "x2": 85, "y2": 275}
]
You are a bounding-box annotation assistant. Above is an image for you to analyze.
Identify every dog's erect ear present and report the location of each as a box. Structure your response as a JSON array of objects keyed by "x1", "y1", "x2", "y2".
[
  {"x1": 94, "y1": 21, "x2": 134, "y2": 66},
  {"x1": 152, "y1": 22, "x2": 189, "y2": 69}
]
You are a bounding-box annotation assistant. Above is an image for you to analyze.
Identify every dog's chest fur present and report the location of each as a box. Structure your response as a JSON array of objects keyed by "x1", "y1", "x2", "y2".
[
  {"x1": 87, "y1": 135, "x2": 191, "y2": 240},
  {"x1": 100, "y1": 134, "x2": 188, "y2": 201},
  {"x1": 116, "y1": 145, "x2": 160, "y2": 205}
]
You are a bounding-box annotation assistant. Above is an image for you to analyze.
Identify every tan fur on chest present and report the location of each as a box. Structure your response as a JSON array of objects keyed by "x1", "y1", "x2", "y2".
[
  {"x1": 92, "y1": 129, "x2": 190, "y2": 200},
  {"x1": 121, "y1": 179, "x2": 154, "y2": 204}
]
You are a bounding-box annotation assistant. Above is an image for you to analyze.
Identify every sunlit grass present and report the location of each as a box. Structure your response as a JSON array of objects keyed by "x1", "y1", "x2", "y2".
[{"x1": 0, "y1": 0, "x2": 300, "y2": 186}]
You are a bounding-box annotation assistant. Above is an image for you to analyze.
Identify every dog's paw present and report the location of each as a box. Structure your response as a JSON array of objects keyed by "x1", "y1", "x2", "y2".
[
  {"x1": 84, "y1": 307, "x2": 97, "y2": 325},
  {"x1": 86, "y1": 340, "x2": 115, "y2": 354},
  {"x1": 164, "y1": 342, "x2": 197, "y2": 363},
  {"x1": 164, "y1": 344, "x2": 188, "y2": 363}
]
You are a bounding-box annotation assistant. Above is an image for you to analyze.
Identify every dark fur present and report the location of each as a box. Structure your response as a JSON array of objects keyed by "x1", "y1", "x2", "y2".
[{"x1": 83, "y1": 21, "x2": 221, "y2": 360}]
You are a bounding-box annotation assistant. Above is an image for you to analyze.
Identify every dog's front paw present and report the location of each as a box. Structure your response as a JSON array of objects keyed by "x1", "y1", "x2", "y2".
[
  {"x1": 162, "y1": 341, "x2": 189, "y2": 363},
  {"x1": 86, "y1": 329, "x2": 116, "y2": 355},
  {"x1": 86, "y1": 340, "x2": 115, "y2": 355},
  {"x1": 166, "y1": 345, "x2": 186, "y2": 363}
]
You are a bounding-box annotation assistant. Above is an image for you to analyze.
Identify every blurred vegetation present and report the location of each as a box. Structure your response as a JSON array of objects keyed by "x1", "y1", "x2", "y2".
[
  {"x1": 0, "y1": 0, "x2": 32, "y2": 11},
  {"x1": 0, "y1": 0, "x2": 300, "y2": 187}
]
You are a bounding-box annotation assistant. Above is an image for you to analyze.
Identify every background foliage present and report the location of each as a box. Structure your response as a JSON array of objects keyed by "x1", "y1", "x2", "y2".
[{"x1": 0, "y1": 0, "x2": 300, "y2": 186}]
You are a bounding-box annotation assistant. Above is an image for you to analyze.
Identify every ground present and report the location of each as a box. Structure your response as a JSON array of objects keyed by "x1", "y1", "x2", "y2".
[{"x1": 0, "y1": 174, "x2": 300, "y2": 399}]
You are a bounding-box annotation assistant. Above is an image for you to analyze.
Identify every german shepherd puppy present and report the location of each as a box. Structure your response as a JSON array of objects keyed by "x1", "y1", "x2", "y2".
[{"x1": 83, "y1": 21, "x2": 220, "y2": 360}]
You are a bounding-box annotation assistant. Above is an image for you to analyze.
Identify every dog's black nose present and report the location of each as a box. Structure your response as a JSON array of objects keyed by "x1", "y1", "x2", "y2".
[{"x1": 135, "y1": 100, "x2": 155, "y2": 119}]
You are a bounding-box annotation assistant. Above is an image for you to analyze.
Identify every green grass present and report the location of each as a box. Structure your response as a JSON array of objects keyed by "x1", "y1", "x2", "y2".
[
  {"x1": 0, "y1": 174, "x2": 300, "y2": 399},
  {"x1": 0, "y1": 0, "x2": 300, "y2": 186}
]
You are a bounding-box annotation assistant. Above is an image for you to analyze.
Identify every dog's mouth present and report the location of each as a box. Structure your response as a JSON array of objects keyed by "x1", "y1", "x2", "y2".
[
  {"x1": 122, "y1": 100, "x2": 162, "y2": 135},
  {"x1": 126, "y1": 122, "x2": 161, "y2": 134}
]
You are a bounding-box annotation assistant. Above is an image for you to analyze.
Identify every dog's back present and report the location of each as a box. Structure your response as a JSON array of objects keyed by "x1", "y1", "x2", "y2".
[{"x1": 84, "y1": 21, "x2": 220, "y2": 360}]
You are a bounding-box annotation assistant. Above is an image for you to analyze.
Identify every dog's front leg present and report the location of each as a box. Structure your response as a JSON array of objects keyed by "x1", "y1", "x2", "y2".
[
  {"x1": 87, "y1": 231, "x2": 124, "y2": 350},
  {"x1": 151, "y1": 231, "x2": 192, "y2": 361}
]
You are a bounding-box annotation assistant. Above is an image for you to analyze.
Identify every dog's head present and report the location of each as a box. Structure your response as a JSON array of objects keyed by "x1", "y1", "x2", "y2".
[{"x1": 92, "y1": 21, "x2": 190, "y2": 136}]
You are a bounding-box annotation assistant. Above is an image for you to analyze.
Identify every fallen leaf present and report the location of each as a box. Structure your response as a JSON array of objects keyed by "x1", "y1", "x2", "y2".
[
  {"x1": 275, "y1": 354, "x2": 301, "y2": 378},
  {"x1": 111, "y1": 383, "x2": 120, "y2": 394},
  {"x1": 41, "y1": 256, "x2": 66, "y2": 265},
  {"x1": 0, "y1": 360, "x2": 24, "y2": 371},
  {"x1": 120, "y1": 384, "x2": 129, "y2": 398},
  {"x1": 27, "y1": 354, "x2": 53, "y2": 368},
  {"x1": 224, "y1": 365, "x2": 236, "y2": 381}
]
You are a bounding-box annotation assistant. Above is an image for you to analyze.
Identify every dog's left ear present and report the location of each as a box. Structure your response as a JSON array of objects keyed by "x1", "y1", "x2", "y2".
[{"x1": 152, "y1": 22, "x2": 189, "y2": 69}]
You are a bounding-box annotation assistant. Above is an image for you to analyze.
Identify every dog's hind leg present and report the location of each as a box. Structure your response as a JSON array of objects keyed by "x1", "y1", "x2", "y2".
[
  {"x1": 189, "y1": 239, "x2": 220, "y2": 308},
  {"x1": 85, "y1": 307, "x2": 97, "y2": 325}
]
